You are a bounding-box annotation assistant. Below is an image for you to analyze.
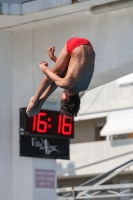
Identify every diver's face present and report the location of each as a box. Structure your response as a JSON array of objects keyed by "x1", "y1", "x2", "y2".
[{"x1": 62, "y1": 90, "x2": 68, "y2": 100}]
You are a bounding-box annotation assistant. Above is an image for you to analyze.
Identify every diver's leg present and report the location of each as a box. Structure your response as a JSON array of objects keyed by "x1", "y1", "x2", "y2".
[
  {"x1": 26, "y1": 45, "x2": 69, "y2": 117},
  {"x1": 31, "y1": 68, "x2": 68, "y2": 116}
]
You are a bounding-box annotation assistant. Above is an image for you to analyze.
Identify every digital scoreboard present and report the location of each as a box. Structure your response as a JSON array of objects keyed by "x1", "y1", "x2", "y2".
[
  {"x1": 20, "y1": 108, "x2": 74, "y2": 139},
  {"x1": 19, "y1": 108, "x2": 74, "y2": 159}
]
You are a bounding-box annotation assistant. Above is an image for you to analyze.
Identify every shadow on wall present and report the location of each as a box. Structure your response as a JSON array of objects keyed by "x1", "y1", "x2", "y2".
[
  {"x1": 57, "y1": 162, "x2": 76, "y2": 176},
  {"x1": 67, "y1": 162, "x2": 76, "y2": 176}
]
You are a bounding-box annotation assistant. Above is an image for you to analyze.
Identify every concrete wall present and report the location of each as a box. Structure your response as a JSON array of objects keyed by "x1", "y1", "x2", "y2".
[
  {"x1": 0, "y1": 30, "x2": 57, "y2": 200},
  {"x1": 77, "y1": 5, "x2": 133, "y2": 114},
  {"x1": 12, "y1": 30, "x2": 57, "y2": 200},
  {"x1": 0, "y1": 31, "x2": 12, "y2": 200},
  {"x1": 79, "y1": 79, "x2": 133, "y2": 115},
  {"x1": 11, "y1": 30, "x2": 33, "y2": 200},
  {"x1": 57, "y1": 139, "x2": 133, "y2": 177}
]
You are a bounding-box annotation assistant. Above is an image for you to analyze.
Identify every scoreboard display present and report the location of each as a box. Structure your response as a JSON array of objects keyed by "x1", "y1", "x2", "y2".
[
  {"x1": 20, "y1": 108, "x2": 74, "y2": 139},
  {"x1": 19, "y1": 108, "x2": 74, "y2": 160}
]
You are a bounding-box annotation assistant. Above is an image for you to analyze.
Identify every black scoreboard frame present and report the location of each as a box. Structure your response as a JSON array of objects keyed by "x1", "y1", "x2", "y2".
[{"x1": 19, "y1": 108, "x2": 74, "y2": 160}]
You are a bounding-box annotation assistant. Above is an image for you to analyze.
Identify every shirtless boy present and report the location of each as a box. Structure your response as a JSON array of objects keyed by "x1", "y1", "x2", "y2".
[{"x1": 26, "y1": 37, "x2": 95, "y2": 117}]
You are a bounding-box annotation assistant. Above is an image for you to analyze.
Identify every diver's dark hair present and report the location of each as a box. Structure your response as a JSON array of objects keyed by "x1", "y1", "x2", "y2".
[{"x1": 60, "y1": 95, "x2": 80, "y2": 117}]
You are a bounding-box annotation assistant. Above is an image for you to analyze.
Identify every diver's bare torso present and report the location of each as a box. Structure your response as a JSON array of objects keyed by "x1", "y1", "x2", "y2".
[
  {"x1": 26, "y1": 41, "x2": 95, "y2": 117},
  {"x1": 64, "y1": 44, "x2": 95, "y2": 92}
]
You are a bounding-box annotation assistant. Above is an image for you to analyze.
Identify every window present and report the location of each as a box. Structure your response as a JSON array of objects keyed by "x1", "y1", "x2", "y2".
[
  {"x1": 113, "y1": 133, "x2": 133, "y2": 140},
  {"x1": 95, "y1": 125, "x2": 106, "y2": 141}
]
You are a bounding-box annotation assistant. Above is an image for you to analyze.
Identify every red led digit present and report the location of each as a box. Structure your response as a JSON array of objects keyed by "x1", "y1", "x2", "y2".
[
  {"x1": 62, "y1": 116, "x2": 72, "y2": 135},
  {"x1": 58, "y1": 115, "x2": 62, "y2": 134},
  {"x1": 37, "y1": 112, "x2": 47, "y2": 133},
  {"x1": 32, "y1": 116, "x2": 37, "y2": 131},
  {"x1": 48, "y1": 118, "x2": 51, "y2": 122}
]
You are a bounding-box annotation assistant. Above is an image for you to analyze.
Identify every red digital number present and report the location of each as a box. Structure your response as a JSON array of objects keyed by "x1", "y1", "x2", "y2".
[
  {"x1": 32, "y1": 113, "x2": 47, "y2": 133},
  {"x1": 58, "y1": 115, "x2": 62, "y2": 134},
  {"x1": 58, "y1": 115, "x2": 72, "y2": 135},
  {"x1": 32, "y1": 115, "x2": 37, "y2": 132}
]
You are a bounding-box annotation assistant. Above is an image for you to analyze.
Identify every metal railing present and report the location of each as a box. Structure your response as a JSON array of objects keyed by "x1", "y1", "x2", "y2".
[
  {"x1": 57, "y1": 183, "x2": 133, "y2": 199},
  {"x1": 57, "y1": 156, "x2": 133, "y2": 199}
]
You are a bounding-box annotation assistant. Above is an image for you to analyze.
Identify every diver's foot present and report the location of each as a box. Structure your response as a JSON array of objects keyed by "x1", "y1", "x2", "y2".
[{"x1": 26, "y1": 96, "x2": 38, "y2": 117}]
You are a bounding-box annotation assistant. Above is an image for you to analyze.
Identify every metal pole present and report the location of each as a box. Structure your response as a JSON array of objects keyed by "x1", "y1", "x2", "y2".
[
  {"x1": 81, "y1": 158, "x2": 133, "y2": 186},
  {"x1": 72, "y1": 188, "x2": 75, "y2": 200},
  {"x1": 94, "y1": 160, "x2": 133, "y2": 186}
]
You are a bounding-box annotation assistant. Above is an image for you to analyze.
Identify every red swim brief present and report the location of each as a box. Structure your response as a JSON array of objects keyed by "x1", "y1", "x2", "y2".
[{"x1": 66, "y1": 37, "x2": 92, "y2": 55}]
